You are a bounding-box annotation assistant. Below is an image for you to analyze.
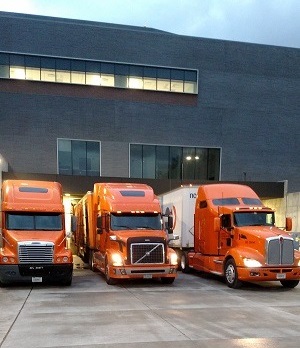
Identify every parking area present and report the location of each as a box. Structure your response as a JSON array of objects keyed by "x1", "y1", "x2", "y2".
[{"x1": 0, "y1": 258, "x2": 299, "y2": 348}]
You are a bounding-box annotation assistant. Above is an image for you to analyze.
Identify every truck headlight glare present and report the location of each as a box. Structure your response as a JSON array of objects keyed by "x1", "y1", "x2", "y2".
[
  {"x1": 243, "y1": 258, "x2": 262, "y2": 268},
  {"x1": 111, "y1": 253, "x2": 123, "y2": 266},
  {"x1": 170, "y1": 253, "x2": 178, "y2": 266}
]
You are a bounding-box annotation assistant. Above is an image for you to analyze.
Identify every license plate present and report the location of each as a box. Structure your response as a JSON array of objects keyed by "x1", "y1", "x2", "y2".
[
  {"x1": 276, "y1": 273, "x2": 286, "y2": 279},
  {"x1": 32, "y1": 277, "x2": 43, "y2": 283},
  {"x1": 143, "y1": 274, "x2": 152, "y2": 279}
]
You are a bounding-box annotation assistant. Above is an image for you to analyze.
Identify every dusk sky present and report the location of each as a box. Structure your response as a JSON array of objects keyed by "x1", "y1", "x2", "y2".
[{"x1": 0, "y1": 0, "x2": 299, "y2": 48}]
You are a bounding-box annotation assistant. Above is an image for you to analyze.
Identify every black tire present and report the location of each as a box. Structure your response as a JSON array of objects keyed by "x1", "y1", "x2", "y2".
[
  {"x1": 181, "y1": 252, "x2": 191, "y2": 273},
  {"x1": 161, "y1": 277, "x2": 175, "y2": 284},
  {"x1": 280, "y1": 280, "x2": 299, "y2": 288},
  {"x1": 89, "y1": 250, "x2": 96, "y2": 271},
  {"x1": 90, "y1": 252, "x2": 99, "y2": 272},
  {"x1": 83, "y1": 247, "x2": 90, "y2": 264},
  {"x1": 224, "y1": 258, "x2": 243, "y2": 289},
  {"x1": 105, "y1": 258, "x2": 118, "y2": 285}
]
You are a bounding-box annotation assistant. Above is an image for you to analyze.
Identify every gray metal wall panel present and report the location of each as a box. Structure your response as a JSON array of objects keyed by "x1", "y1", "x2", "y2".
[
  {"x1": 0, "y1": 12, "x2": 299, "y2": 192},
  {"x1": 101, "y1": 141, "x2": 129, "y2": 177}
]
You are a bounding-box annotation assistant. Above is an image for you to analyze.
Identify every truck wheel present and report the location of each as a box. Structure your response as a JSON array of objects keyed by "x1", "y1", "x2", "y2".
[
  {"x1": 224, "y1": 259, "x2": 242, "y2": 289},
  {"x1": 89, "y1": 250, "x2": 97, "y2": 272},
  {"x1": 83, "y1": 247, "x2": 90, "y2": 264},
  {"x1": 280, "y1": 280, "x2": 299, "y2": 288},
  {"x1": 105, "y1": 258, "x2": 118, "y2": 285},
  {"x1": 161, "y1": 277, "x2": 175, "y2": 284},
  {"x1": 181, "y1": 252, "x2": 191, "y2": 273}
]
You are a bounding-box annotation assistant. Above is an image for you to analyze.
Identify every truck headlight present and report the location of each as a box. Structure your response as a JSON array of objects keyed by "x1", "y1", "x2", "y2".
[
  {"x1": 243, "y1": 258, "x2": 262, "y2": 268},
  {"x1": 111, "y1": 253, "x2": 123, "y2": 266},
  {"x1": 170, "y1": 253, "x2": 178, "y2": 266}
]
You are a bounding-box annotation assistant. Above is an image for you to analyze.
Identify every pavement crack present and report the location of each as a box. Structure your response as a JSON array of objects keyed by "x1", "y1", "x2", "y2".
[{"x1": 0, "y1": 286, "x2": 33, "y2": 347}]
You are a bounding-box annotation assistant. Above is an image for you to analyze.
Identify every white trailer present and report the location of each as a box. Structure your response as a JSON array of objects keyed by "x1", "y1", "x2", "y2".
[{"x1": 159, "y1": 186, "x2": 198, "y2": 260}]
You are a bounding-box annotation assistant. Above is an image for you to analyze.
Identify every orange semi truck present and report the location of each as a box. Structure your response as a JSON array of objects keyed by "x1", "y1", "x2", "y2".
[
  {"x1": 73, "y1": 182, "x2": 178, "y2": 285},
  {"x1": 162, "y1": 184, "x2": 300, "y2": 289},
  {"x1": 0, "y1": 180, "x2": 73, "y2": 286}
]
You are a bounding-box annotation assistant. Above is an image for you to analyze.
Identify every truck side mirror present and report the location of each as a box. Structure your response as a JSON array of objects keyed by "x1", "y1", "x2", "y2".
[
  {"x1": 214, "y1": 217, "x2": 221, "y2": 232},
  {"x1": 285, "y1": 217, "x2": 292, "y2": 232},
  {"x1": 71, "y1": 216, "x2": 77, "y2": 233},
  {"x1": 165, "y1": 215, "x2": 173, "y2": 234}
]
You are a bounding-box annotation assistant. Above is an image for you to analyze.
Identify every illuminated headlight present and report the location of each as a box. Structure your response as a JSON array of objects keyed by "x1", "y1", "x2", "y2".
[
  {"x1": 2, "y1": 257, "x2": 15, "y2": 263},
  {"x1": 111, "y1": 253, "x2": 123, "y2": 266},
  {"x1": 298, "y1": 260, "x2": 300, "y2": 266},
  {"x1": 170, "y1": 253, "x2": 178, "y2": 266},
  {"x1": 243, "y1": 258, "x2": 262, "y2": 268},
  {"x1": 63, "y1": 256, "x2": 69, "y2": 263}
]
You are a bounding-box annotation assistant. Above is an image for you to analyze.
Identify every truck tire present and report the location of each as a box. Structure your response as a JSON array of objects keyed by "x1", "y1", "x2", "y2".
[
  {"x1": 181, "y1": 252, "x2": 191, "y2": 273},
  {"x1": 83, "y1": 247, "x2": 90, "y2": 264},
  {"x1": 105, "y1": 258, "x2": 118, "y2": 285},
  {"x1": 280, "y1": 280, "x2": 299, "y2": 288},
  {"x1": 89, "y1": 251, "x2": 98, "y2": 272},
  {"x1": 224, "y1": 258, "x2": 242, "y2": 289},
  {"x1": 161, "y1": 277, "x2": 175, "y2": 284}
]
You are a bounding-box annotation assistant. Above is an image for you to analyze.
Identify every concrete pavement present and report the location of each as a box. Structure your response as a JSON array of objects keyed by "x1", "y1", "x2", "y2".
[{"x1": 0, "y1": 257, "x2": 299, "y2": 348}]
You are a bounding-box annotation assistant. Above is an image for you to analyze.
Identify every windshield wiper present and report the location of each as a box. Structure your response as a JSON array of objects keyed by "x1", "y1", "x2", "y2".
[
  {"x1": 137, "y1": 226, "x2": 156, "y2": 230},
  {"x1": 113, "y1": 225, "x2": 133, "y2": 230}
]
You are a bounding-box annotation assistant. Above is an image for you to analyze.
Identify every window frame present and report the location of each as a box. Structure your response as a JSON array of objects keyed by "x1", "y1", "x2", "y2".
[
  {"x1": 129, "y1": 144, "x2": 221, "y2": 180},
  {"x1": 57, "y1": 138, "x2": 101, "y2": 176},
  {"x1": 0, "y1": 51, "x2": 198, "y2": 95}
]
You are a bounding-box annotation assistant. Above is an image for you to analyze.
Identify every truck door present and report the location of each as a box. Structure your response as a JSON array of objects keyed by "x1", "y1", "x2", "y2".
[
  {"x1": 97, "y1": 213, "x2": 109, "y2": 256},
  {"x1": 218, "y1": 214, "x2": 233, "y2": 255}
]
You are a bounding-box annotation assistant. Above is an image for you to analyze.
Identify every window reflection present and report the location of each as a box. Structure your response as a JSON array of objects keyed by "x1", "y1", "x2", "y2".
[
  {"x1": 26, "y1": 67, "x2": 40, "y2": 80},
  {"x1": 86, "y1": 72, "x2": 101, "y2": 85},
  {"x1": 1, "y1": 52, "x2": 198, "y2": 94},
  {"x1": 143, "y1": 145, "x2": 155, "y2": 179},
  {"x1": 130, "y1": 144, "x2": 220, "y2": 180},
  {"x1": 10, "y1": 66, "x2": 25, "y2": 79},
  {"x1": 7, "y1": 213, "x2": 63, "y2": 231},
  {"x1": 58, "y1": 139, "x2": 100, "y2": 176},
  {"x1": 71, "y1": 71, "x2": 85, "y2": 84},
  {"x1": 130, "y1": 144, "x2": 143, "y2": 178}
]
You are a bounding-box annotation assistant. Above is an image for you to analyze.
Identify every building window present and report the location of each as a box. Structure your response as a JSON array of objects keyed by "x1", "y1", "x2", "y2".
[
  {"x1": 130, "y1": 144, "x2": 220, "y2": 180},
  {"x1": 0, "y1": 52, "x2": 198, "y2": 94},
  {"x1": 57, "y1": 139, "x2": 100, "y2": 176}
]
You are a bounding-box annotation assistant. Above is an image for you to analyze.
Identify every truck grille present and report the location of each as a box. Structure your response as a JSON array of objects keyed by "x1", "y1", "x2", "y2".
[
  {"x1": 131, "y1": 243, "x2": 164, "y2": 264},
  {"x1": 266, "y1": 236, "x2": 294, "y2": 265},
  {"x1": 18, "y1": 241, "x2": 54, "y2": 264}
]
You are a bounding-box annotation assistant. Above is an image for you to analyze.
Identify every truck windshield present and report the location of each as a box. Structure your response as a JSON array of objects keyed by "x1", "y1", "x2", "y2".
[
  {"x1": 6, "y1": 213, "x2": 63, "y2": 231},
  {"x1": 110, "y1": 213, "x2": 162, "y2": 231},
  {"x1": 234, "y1": 212, "x2": 275, "y2": 227}
]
